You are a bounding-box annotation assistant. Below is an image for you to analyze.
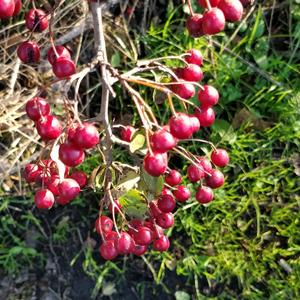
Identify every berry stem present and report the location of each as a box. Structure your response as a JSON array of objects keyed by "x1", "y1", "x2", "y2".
[
  {"x1": 186, "y1": 0, "x2": 194, "y2": 16},
  {"x1": 205, "y1": 0, "x2": 212, "y2": 10},
  {"x1": 181, "y1": 139, "x2": 217, "y2": 151},
  {"x1": 167, "y1": 93, "x2": 177, "y2": 116}
]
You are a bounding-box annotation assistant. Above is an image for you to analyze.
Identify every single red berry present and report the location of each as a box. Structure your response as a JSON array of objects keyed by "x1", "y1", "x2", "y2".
[
  {"x1": 36, "y1": 115, "x2": 62, "y2": 141},
  {"x1": 24, "y1": 163, "x2": 42, "y2": 183},
  {"x1": 174, "y1": 67, "x2": 184, "y2": 79},
  {"x1": 69, "y1": 170, "x2": 88, "y2": 188},
  {"x1": 149, "y1": 201, "x2": 162, "y2": 218},
  {"x1": 185, "y1": 49, "x2": 203, "y2": 66},
  {"x1": 182, "y1": 64, "x2": 203, "y2": 82},
  {"x1": 202, "y1": 8, "x2": 226, "y2": 35},
  {"x1": 34, "y1": 189, "x2": 55, "y2": 210},
  {"x1": 56, "y1": 196, "x2": 70, "y2": 205},
  {"x1": 169, "y1": 113, "x2": 193, "y2": 140},
  {"x1": 46, "y1": 175, "x2": 60, "y2": 196},
  {"x1": 58, "y1": 178, "x2": 80, "y2": 201},
  {"x1": 156, "y1": 212, "x2": 174, "y2": 229},
  {"x1": 25, "y1": 9, "x2": 48, "y2": 32},
  {"x1": 116, "y1": 231, "x2": 134, "y2": 254},
  {"x1": 173, "y1": 185, "x2": 191, "y2": 202},
  {"x1": 108, "y1": 199, "x2": 122, "y2": 215},
  {"x1": 197, "y1": 0, "x2": 220, "y2": 8},
  {"x1": 150, "y1": 129, "x2": 177, "y2": 153},
  {"x1": 104, "y1": 231, "x2": 118, "y2": 244},
  {"x1": 198, "y1": 85, "x2": 219, "y2": 108},
  {"x1": 0, "y1": 0, "x2": 15, "y2": 19},
  {"x1": 59, "y1": 142, "x2": 85, "y2": 167},
  {"x1": 128, "y1": 219, "x2": 143, "y2": 235},
  {"x1": 134, "y1": 227, "x2": 152, "y2": 245},
  {"x1": 157, "y1": 194, "x2": 176, "y2": 213},
  {"x1": 132, "y1": 244, "x2": 147, "y2": 256},
  {"x1": 95, "y1": 216, "x2": 113, "y2": 235},
  {"x1": 206, "y1": 169, "x2": 225, "y2": 188},
  {"x1": 47, "y1": 45, "x2": 71, "y2": 65},
  {"x1": 143, "y1": 152, "x2": 168, "y2": 177},
  {"x1": 196, "y1": 186, "x2": 214, "y2": 204},
  {"x1": 165, "y1": 169, "x2": 182, "y2": 186},
  {"x1": 186, "y1": 14, "x2": 204, "y2": 38},
  {"x1": 17, "y1": 41, "x2": 40, "y2": 64},
  {"x1": 161, "y1": 187, "x2": 173, "y2": 197},
  {"x1": 194, "y1": 107, "x2": 215, "y2": 127},
  {"x1": 171, "y1": 82, "x2": 195, "y2": 99},
  {"x1": 73, "y1": 123, "x2": 99, "y2": 149},
  {"x1": 120, "y1": 126, "x2": 135, "y2": 142},
  {"x1": 151, "y1": 225, "x2": 164, "y2": 239},
  {"x1": 187, "y1": 164, "x2": 205, "y2": 183},
  {"x1": 218, "y1": 0, "x2": 243, "y2": 22},
  {"x1": 100, "y1": 240, "x2": 118, "y2": 260},
  {"x1": 189, "y1": 115, "x2": 201, "y2": 133},
  {"x1": 211, "y1": 148, "x2": 229, "y2": 167},
  {"x1": 197, "y1": 156, "x2": 213, "y2": 175},
  {"x1": 12, "y1": 0, "x2": 21, "y2": 17},
  {"x1": 25, "y1": 97, "x2": 50, "y2": 121},
  {"x1": 153, "y1": 235, "x2": 170, "y2": 252},
  {"x1": 52, "y1": 56, "x2": 76, "y2": 78}
]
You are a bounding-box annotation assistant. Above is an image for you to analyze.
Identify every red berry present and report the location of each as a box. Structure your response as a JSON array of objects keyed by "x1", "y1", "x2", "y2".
[
  {"x1": 218, "y1": 0, "x2": 243, "y2": 22},
  {"x1": 34, "y1": 189, "x2": 55, "y2": 210},
  {"x1": 157, "y1": 194, "x2": 176, "y2": 213},
  {"x1": 12, "y1": 0, "x2": 21, "y2": 17},
  {"x1": 151, "y1": 225, "x2": 164, "y2": 239},
  {"x1": 169, "y1": 113, "x2": 193, "y2": 140},
  {"x1": 194, "y1": 107, "x2": 215, "y2": 127},
  {"x1": 153, "y1": 235, "x2": 170, "y2": 252},
  {"x1": 73, "y1": 123, "x2": 99, "y2": 149},
  {"x1": 198, "y1": 85, "x2": 219, "y2": 108},
  {"x1": 100, "y1": 240, "x2": 118, "y2": 260},
  {"x1": 202, "y1": 8, "x2": 226, "y2": 35},
  {"x1": 17, "y1": 41, "x2": 40, "y2": 64},
  {"x1": 143, "y1": 152, "x2": 168, "y2": 177},
  {"x1": 211, "y1": 148, "x2": 229, "y2": 167},
  {"x1": 108, "y1": 199, "x2": 122, "y2": 215},
  {"x1": 0, "y1": 0, "x2": 15, "y2": 19},
  {"x1": 47, "y1": 45, "x2": 71, "y2": 65},
  {"x1": 206, "y1": 169, "x2": 225, "y2": 188},
  {"x1": 24, "y1": 163, "x2": 41, "y2": 183},
  {"x1": 36, "y1": 115, "x2": 62, "y2": 141},
  {"x1": 182, "y1": 64, "x2": 203, "y2": 82},
  {"x1": 185, "y1": 49, "x2": 203, "y2": 66},
  {"x1": 150, "y1": 129, "x2": 177, "y2": 153},
  {"x1": 186, "y1": 14, "x2": 204, "y2": 38},
  {"x1": 197, "y1": 0, "x2": 220, "y2": 8},
  {"x1": 95, "y1": 216, "x2": 113, "y2": 235},
  {"x1": 128, "y1": 219, "x2": 143, "y2": 235},
  {"x1": 104, "y1": 231, "x2": 118, "y2": 243},
  {"x1": 132, "y1": 244, "x2": 147, "y2": 256},
  {"x1": 196, "y1": 186, "x2": 214, "y2": 204},
  {"x1": 120, "y1": 126, "x2": 135, "y2": 142},
  {"x1": 25, "y1": 97, "x2": 50, "y2": 121},
  {"x1": 134, "y1": 227, "x2": 152, "y2": 245},
  {"x1": 156, "y1": 212, "x2": 174, "y2": 229},
  {"x1": 52, "y1": 56, "x2": 76, "y2": 78},
  {"x1": 25, "y1": 9, "x2": 48, "y2": 32},
  {"x1": 187, "y1": 164, "x2": 205, "y2": 183},
  {"x1": 69, "y1": 170, "x2": 88, "y2": 188},
  {"x1": 173, "y1": 185, "x2": 191, "y2": 202},
  {"x1": 165, "y1": 169, "x2": 182, "y2": 186},
  {"x1": 56, "y1": 196, "x2": 70, "y2": 205},
  {"x1": 46, "y1": 175, "x2": 60, "y2": 196},
  {"x1": 58, "y1": 178, "x2": 80, "y2": 201},
  {"x1": 59, "y1": 142, "x2": 85, "y2": 167},
  {"x1": 116, "y1": 231, "x2": 134, "y2": 254},
  {"x1": 161, "y1": 187, "x2": 173, "y2": 197},
  {"x1": 172, "y1": 82, "x2": 195, "y2": 99},
  {"x1": 189, "y1": 115, "x2": 201, "y2": 133},
  {"x1": 149, "y1": 201, "x2": 162, "y2": 218},
  {"x1": 197, "y1": 156, "x2": 213, "y2": 174}
]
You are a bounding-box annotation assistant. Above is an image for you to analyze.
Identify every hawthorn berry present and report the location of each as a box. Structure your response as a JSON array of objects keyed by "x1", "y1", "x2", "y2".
[
  {"x1": 24, "y1": 164, "x2": 42, "y2": 183},
  {"x1": 0, "y1": 0, "x2": 15, "y2": 19},
  {"x1": 169, "y1": 113, "x2": 193, "y2": 139},
  {"x1": 202, "y1": 8, "x2": 226, "y2": 35},
  {"x1": 172, "y1": 82, "x2": 195, "y2": 99},
  {"x1": 108, "y1": 199, "x2": 122, "y2": 215},
  {"x1": 197, "y1": 156, "x2": 213, "y2": 174},
  {"x1": 198, "y1": 85, "x2": 219, "y2": 108},
  {"x1": 25, "y1": 9, "x2": 48, "y2": 32},
  {"x1": 196, "y1": 186, "x2": 214, "y2": 204},
  {"x1": 153, "y1": 235, "x2": 170, "y2": 252},
  {"x1": 95, "y1": 216, "x2": 114, "y2": 235},
  {"x1": 34, "y1": 189, "x2": 55, "y2": 210},
  {"x1": 143, "y1": 152, "x2": 168, "y2": 177},
  {"x1": 156, "y1": 212, "x2": 174, "y2": 229},
  {"x1": 165, "y1": 169, "x2": 182, "y2": 186},
  {"x1": 197, "y1": 0, "x2": 220, "y2": 8},
  {"x1": 73, "y1": 123, "x2": 99, "y2": 149},
  {"x1": 17, "y1": 41, "x2": 40, "y2": 64},
  {"x1": 185, "y1": 49, "x2": 203, "y2": 66},
  {"x1": 116, "y1": 231, "x2": 134, "y2": 254},
  {"x1": 150, "y1": 129, "x2": 177, "y2": 153},
  {"x1": 132, "y1": 244, "x2": 148, "y2": 256},
  {"x1": 189, "y1": 115, "x2": 201, "y2": 133},
  {"x1": 36, "y1": 115, "x2": 62, "y2": 141},
  {"x1": 25, "y1": 97, "x2": 50, "y2": 121},
  {"x1": 182, "y1": 64, "x2": 203, "y2": 82},
  {"x1": 194, "y1": 107, "x2": 215, "y2": 127},
  {"x1": 59, "y1": 142, "x2": 85, "y2": 167},
  {"x1": 173, "y1": 185, "x2": 191, "y2": 202},
  {"x1": 218, "y1": 0, "x2": 243, "y2": 22},
  {"x1": 157, "y1": 194, "x2": 176, "y2": 213},
  {"x1": 149, "y1": 201, "x2": 162, "y2": 218},
  {"x1": 47, "y1": 45, "x2": 71, "y2": 65},
  {"x1": 46, "y1": 175, "x2": 60, "y2": 196},
  {"x1": 134, "y1": 227, "x2": 152, "y2": 245},
  {"x1": 186, "y1": 14, "x2": 204, "y2": 38},
  {"x1": 58, "y1": 178, "x2": 80, "y2": 201},
  {"x1": 120, "y1": 125, "x2": 135, "y2": 142},
  {"x1": 12, "y1": 0, "x2": 21, "y2": 17},
  {"x1": 69, "y1": 170, "x2": 88, "y2": 188},
  {"x1": 187, "y1": 164, "x2": 205, "y2": 183},
  {"x1": 206, "y1": 169, "x2": 225, "y2": 188},
  {"x1": 52, "y1": 56, "x2": 76, "y2": 78},
  {"x1": 211, "y1": 148, "x2": 229, "y2": 167},
  {"x1": 100, "y1": 240, "x2": 118, "y2": 260},
  {"x1": 105, "y1": 231, "x2": 118, "y2": 243}
]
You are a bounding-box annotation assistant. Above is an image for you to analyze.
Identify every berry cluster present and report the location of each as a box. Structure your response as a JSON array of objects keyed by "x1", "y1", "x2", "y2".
[{"x1": 0, "y1": 0, "x2": 21, "y2": 19}]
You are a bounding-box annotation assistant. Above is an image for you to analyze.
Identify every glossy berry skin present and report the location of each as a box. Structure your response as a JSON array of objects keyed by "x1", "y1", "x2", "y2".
[
  {"x1": 185, "y1": 49, "x2": 203, "y2": 66},
  {"x1": 0, "y1": 0, "x2": 15, "y2": 19},
  {"x1": 196, "y1": 186, "x2": 214, "y2": 204},
  {"x1": 24, "y1": 164, "x2": 42, "y2": 183},
  {"x1": 95, "y1": 216, "x2": 113, "y2": 235},
  {"x1": 143, "y1": 152, "x2": 168, "y2": 177},
  {"x1": 25, "y1": 97, "x2": 50, "y2": 121},
  {"x1": 116, "y1": 232, "x2": 134, "y2": 254},
  {"x1": 108, "y1": 199, "x2": 122, "y2": 215},
  {"x1": 186, "y1": 14, "x2": 204, "y2": 38},
  {"x1": 58, "y1": 178, "x2": 80, "y2": 201},
  {"x1": 59, "y1": 142, "x2": 85, "y2": 167},
  {"x1": 206, "y1": 169, "x2": 225, "y2": 189},
  {"x1": 157, "y1": 194, "x2": 176, "y2": 213},
  {"x1": 25, "y1": 9, "x2": 48, "y2": 32},
  {"x1": 46, "y1": 175, "x2": 60, "y2": 196},
  {"x1": 132, "y1": 244, "x2": 147, "y2": 256},
  {"x1": 187, "y1": 164, "x2": 205, "y2": 183},
  {"x1": 198, "y1": 85, "x2": 219, "y2": 108},
  {"x1": 150, "y1": 129, "x2": 177, "y2": 153},
  {"x1": 134, "y1": 227, "x2": 152, "y2": 245},
  {"x1": 73, "y1": 123, "x2": 99, "y2": 149},
  {"x1": 34, "y1": 189, "x2": 55, "y2": 210},
  {"x1": 172, "y1": 82, "x2": 195, "y2": 99},
  {"x1": 165, "y1": 169, "x2": 182, "y2": 186},
  {"x1": 69, "y1": 171, "x2": 87, "y2": 188},
  {"x1": 198, "y1": 0, "x2": 220, "y2": 7},
  {"x1": 211, "y1": 148, "x2": 229, "y2": 167},
  {"x1": 100, "y1": 240, "x2": 118, "y2": 260},
  {"x1": 105, "y1": 231, "x2": 118, "y2": 243},
  {"x1": 194, "y1": 107, "x2": 215, "y2": 127},
  {"x1": 120, "y1": 126, "x2": 135, "y2": 142},
  {"x1": 202, "y1": 8, "x2": 226, "y2": 35},
  {"x1": 182, "y1": 64, "x2": 203, "y2": 82},
  {"x1": 36, "y1": 115, "x2": 62, "y2": 141},
  {"x1": 153, "y1": 235, "x2": 170, "y2": 252},
  {"x1": 47, "y1": 45, "x2": 71, "y2": 65},
  {"x1": 12, "y1": 0, "x2": 21, "y2": 17},
  {"x1": 189, "y1": 115, "x2": 201, "y2": 133},
  {"x1": 17, "y1": 41, "x2": 40, "y2": 64},
  {"x1": 169, "y1": 113, "x2": 193, "y2": 140},
  {"x1": 174, "y1": 185, "x2": 191, "y2": 202},
  {"x1": 149, "y1": 201, "x2": 162, "y2": 218},
  {"x1": 218, "y1": 0, "x2": 243, "y2": 22},
  {"x1": 52, "y1": 56, "x2": 76, "y2": 78},
  {"x1": 197, "y1": 157, "x2": 213, "y2": 175},
  {"x1": 156, "y1": 212, "x2": 174, "y2": 229}
]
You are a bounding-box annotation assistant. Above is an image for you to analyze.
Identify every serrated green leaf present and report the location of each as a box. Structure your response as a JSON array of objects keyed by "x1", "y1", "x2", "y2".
[{"x1": 129, "y1": 134, "x2": 146, "y2": 153}]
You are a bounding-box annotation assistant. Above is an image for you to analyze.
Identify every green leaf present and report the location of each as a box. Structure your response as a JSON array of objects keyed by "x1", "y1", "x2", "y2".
[
  {"x1": 139, "y1": 167, "x2": 164, "y2": 198},
  {"x1": 129, "y1": 134, "x2": 146, "y2": 153},
  {"x1": 111, "y1": 52, "x2": 121, "y2": 67},
  {"x1": 117, "y1": 170, "x2": 140, "y2": 191},
  {"x1": 175, "y1": 291, "x2": 190, "y2": 300}
]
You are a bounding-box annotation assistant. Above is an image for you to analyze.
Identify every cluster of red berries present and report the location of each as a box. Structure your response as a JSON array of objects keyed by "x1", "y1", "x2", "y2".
[
  {"x1": 23, "y1": 96, "x2": 99, "y2": 209},
  {"x1": 0, "y1": 0, "x2": 21, "y2": 19},
  {"x1": 186, "y1": 0, "x2": 248, "y2": 37}
]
